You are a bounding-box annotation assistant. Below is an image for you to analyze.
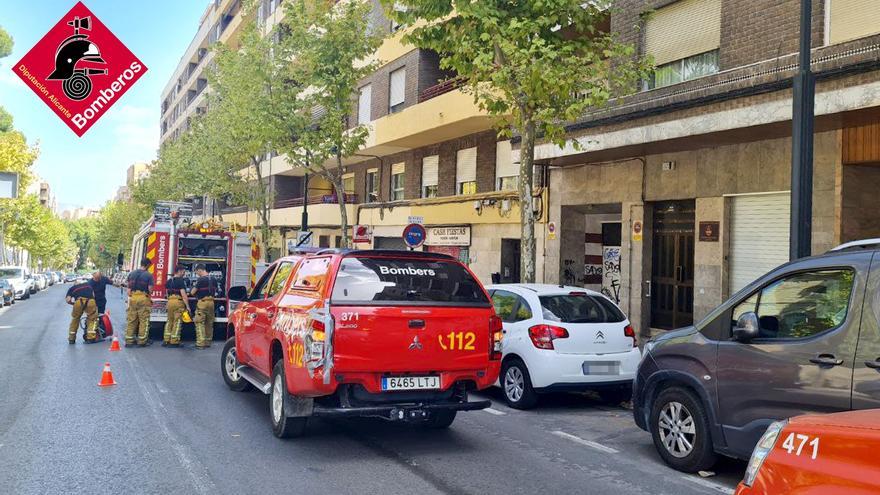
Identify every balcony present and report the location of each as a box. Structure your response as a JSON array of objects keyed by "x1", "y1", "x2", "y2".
[
  {"x1": 418, "y1": 77, "x2": 464, "y2": 103},
  {"x1": 273, "y1": 193, "x2": 358, "y2": 209}
]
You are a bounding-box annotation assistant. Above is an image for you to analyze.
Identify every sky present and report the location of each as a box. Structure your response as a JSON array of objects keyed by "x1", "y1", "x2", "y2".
[{"x1": 0, "y1": 0, "x2": 210, "y2": 212}]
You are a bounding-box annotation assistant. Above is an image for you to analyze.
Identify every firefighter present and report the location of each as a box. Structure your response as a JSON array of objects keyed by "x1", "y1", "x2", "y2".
[
  {"x1": 190, "y1": 264, "x2": 214, "y2": 349},
  {"x1": 89, "y1": 269, "x2": 112, "y2": 314},
  {"x1": 163, "y1": 265, "x2": 188, "y2": 347},
  {"x1": 126, "y1": 258, "x2": 155, "y2": 347},
  {"x1": 66, "y1": 280, "x2": 98, "y2": 344}
]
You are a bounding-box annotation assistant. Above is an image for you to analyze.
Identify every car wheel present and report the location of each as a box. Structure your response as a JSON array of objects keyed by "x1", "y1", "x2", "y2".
[
  {"x1": 501, "y1": 358, "x2": 538, "y2": 409},
  {"x1": 221, "y1": 338, "x2": 252, "y2": 392},
  {"x1": 270, "y1": 360, "x2": 307, "y2": 439},
  {"x1": 649, "y1": 387, "x2": 717, "y2": 473},
  {"x1": 421, "y1": 410, "x2": 457, "y2": 429}
]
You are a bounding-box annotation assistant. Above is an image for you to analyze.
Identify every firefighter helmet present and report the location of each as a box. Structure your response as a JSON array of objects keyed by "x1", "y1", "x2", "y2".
[{"x1": 47, "y1": 35, "x2": 105, "y2": 81}]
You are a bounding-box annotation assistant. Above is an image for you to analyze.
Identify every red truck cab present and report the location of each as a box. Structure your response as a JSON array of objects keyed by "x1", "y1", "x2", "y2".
[{"x1": 221, "y1": 249, "x2": 503, "y2": 438}]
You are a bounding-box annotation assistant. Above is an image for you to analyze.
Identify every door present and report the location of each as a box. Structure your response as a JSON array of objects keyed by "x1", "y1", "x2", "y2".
[
  {"x1": 500, "y1": 239, "x2": 521, "y2": 283},
  {"x1": 491, "y1": 289, "x2": 534, "y2": 350},
  {"x1": 651, "y1": 201, "x2": 694, "y2": 329},
  {"x1": 715, "y1": 264, "x2": 865, "y2": 457},
  {"x1": 728, "y1": 193, "x2": 790, "y2": 294},
  {"x1": 854, "y1": 253, "x2": 880, "y2": 409},
  {"x1": 254, "y1": 261, "x2": 295, "y2": 373},
  {"x1": 239, "y1": 264, "x2": 276, "y2": 370}
]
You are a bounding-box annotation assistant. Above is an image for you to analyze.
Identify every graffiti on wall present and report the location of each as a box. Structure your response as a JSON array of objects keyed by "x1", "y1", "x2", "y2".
[{"x1": 601, "y1": 246, "x2": 621, "y2": 303}]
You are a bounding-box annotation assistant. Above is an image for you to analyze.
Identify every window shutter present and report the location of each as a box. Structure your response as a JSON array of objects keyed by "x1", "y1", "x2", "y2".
[
  {"x1": 391, "y1": 162, "x2": 405, "y2": 175},
  {"x1": 645, "y1": 0, "x2": 721, "y2": 66},
  {"x1": 422, "y1": 155, "x2": 438, "y2": 186},
  {"x1": 358, "y1": 85, "x2": 371, "y2": 124},
  {"x1": 456, "y1": 147, "x2": 477, "y2": 184},
  {"x1": 495, "y1": 141, "x2": 518, "y2": 180},
  {"x1": 390, "y1": 68, "x2": 406, "y2": 107},
  {"x1": 829, "y1": 0, "x2": 880, "y2": 44}
]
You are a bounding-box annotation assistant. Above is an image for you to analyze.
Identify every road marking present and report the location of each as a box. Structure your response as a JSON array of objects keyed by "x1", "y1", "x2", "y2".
[
  {"x1": 551, "y1": 430, "x2": 619, "y2": 454},
  {"x1": 484, "y1": 407, "x2": 506, "y2": 416},
  {"x1": 681, "y1": 475, "x2": 734, "y2": 494}
]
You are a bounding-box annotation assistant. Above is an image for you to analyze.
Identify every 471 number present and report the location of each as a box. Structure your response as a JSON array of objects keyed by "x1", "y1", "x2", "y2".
[{"x1": 781, "y1": 432, "x2": 819, "y2": 460}]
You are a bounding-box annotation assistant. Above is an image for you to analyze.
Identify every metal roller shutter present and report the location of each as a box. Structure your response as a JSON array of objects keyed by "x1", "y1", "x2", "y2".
[
  {"x1": 422, "y1": 155, "x2": 438, "y2": 187},
  {"x1": 358, "y1": 84, "x2": 371, "y2": 124},
  {"x1": 829, "y1": 0, "x2": 880, "y2": 44},
  {"x1": 389, "y1": 68, "x2": 406, "y2": 108},
  {"x1": 496, "y1": 140, "x2": 517, "y2": 180},
  {"x1": 728, "y1": 193, "x2": 791, "y2": 294},
  {"x1": 645, "y1": 0, "x2": 721, "y2": 66},
  {"x1": 456, "y1": 147, "x2": 477, "y2": 184}
]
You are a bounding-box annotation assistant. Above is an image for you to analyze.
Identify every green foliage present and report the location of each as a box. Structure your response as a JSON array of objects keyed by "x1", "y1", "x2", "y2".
[
  {"x1": 93, "y1": 201, "x2": 150, "y2": 269},
  {"x1": 65, "y1": 217, "x2": 100, "y2": 270},
  {"x1": 0, "y1": 26, "x2": 12, "y2": 60},
  {"x1": 4, "y1": 195, "x2": 76, "y2": 268}
]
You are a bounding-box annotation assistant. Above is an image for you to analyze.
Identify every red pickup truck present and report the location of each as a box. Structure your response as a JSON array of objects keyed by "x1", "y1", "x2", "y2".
[{"x1": 221, "y1": 249, "x2": 503, "y2": 438}]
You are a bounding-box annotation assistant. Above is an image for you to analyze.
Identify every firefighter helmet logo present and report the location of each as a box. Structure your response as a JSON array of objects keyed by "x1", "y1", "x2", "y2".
[
  {"x1": 11, "y1": 2, "x2": 147, "y2": 136},
  {"x1": 46, "y1": 15, "x2": 107, "y2": 101}
]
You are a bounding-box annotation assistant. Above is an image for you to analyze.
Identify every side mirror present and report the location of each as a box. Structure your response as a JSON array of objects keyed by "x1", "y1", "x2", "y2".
[
  {"x1": 733, "y1": 311, "x2": 759, "y2": 342},
  {"x1": 228, "y1": 285, "x2": 248, "y2": 301}
]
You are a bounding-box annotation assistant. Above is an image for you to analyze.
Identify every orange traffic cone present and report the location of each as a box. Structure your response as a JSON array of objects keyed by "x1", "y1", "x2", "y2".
[
  {"x1": 108, "y1": 336, "x2": 121, "y2": 352},
  {"x1": 98, "y1": 362, "x2": 117, "y2": 387}
]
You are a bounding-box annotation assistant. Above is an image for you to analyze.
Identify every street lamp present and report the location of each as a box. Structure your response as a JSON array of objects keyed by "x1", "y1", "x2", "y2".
[{"x1": 790, "y1": 0, "x2": 814, "y2": 260}]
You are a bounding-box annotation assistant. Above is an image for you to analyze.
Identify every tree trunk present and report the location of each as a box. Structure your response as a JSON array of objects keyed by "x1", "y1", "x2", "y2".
[
  {"x1": 519, "y1": 120, "x2": 537, "y2": 283},
  {"x1": 334, "y1": 152, "x2": 350, "y2": 248},
  {"x1": 253, "y1": 156, "x2": 271, "y2": 261}
]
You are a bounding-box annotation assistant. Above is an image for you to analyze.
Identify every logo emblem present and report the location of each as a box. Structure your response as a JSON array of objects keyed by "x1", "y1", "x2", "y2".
[
  {"x1": 12, "y1": 2, "x2": 147, "y2": 136},
  {"x1": 408, "y1": 335, "x2": 423, "y2": 351},
  {"x1": 595, "y1": 330, "x2": 606, "y2": 341}
]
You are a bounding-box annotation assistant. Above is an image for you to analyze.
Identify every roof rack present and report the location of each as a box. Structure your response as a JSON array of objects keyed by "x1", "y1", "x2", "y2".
[
  {"x1": 315, "y1": 248, "x2": 455, "y2": 260},
  {"x1": 828, "y1": 238, "x2": 880, "y2": 253}
]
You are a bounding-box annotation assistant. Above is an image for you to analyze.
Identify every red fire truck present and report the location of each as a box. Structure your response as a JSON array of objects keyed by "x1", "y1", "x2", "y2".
[{"x1": 129, "y1": 202, "x2": 256, "y2": 339}]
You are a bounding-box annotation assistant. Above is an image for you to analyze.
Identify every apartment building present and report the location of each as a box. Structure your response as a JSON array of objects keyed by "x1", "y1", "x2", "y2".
[
  {"x1": 159, "y1": 0, "x2": 246, "y2": 146},
  {"x1": 536, "y1": 0, "x2": 880, "y2": 335}
]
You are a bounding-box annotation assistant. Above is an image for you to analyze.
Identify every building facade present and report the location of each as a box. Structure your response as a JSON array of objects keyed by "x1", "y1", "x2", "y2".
[{"x1": 538, "y1": 0, "x2": 880, "y2": 336}]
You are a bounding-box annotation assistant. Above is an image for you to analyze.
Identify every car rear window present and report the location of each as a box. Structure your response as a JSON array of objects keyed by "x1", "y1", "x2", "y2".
[
  {"x1": 330, "y1": 257, "x2": 490, "y2": 306},
  {"x1": 539, "y1": 294, "x2": 625, "y2": 323}
]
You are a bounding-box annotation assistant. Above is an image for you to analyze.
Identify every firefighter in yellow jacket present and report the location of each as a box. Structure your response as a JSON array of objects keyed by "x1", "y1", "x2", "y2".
[
  {"x1": 126, "y1": 257, "x2": 155, "y2": 347},
  {"x1": 66, "y1": 281, "x2": 98, "y2": 344},
  {"x1": 190, "y1": 263, "x2": 215, "y2": 349}
]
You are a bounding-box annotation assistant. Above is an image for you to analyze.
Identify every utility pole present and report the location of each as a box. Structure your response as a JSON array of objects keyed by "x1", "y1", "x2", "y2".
[
  {"x1": 790, "y1": 0, "x2": 814, "y2": 260},
  {"x1": 301, "y1": 172, "x2": 309, "y2": 232}
]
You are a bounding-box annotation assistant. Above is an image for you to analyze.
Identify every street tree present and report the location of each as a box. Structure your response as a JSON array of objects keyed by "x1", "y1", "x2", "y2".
[
  {"x1": 385, "y1": 1, "x2": 649, "y2": 282},
  {"x1": 65, "y1": 216, "x2": 99, "y2": 270},
  {"x1": 272, "y1": 0, "x2": 382, "y2": 248},
  {"x1": 93, "y1": 200, "x2": 150, "y2": 270}
]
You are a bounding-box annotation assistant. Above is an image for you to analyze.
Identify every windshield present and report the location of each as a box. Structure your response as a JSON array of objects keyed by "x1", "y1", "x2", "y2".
[
  {"x1": 330, "y1": 257, "x2": 489, "y2": 306},
  {"x1": 0, "y1": 268, "x2": 23, "y2": 279},
  {"x1": 540, "y1": 294, "x2": 625, "y2": 323}
]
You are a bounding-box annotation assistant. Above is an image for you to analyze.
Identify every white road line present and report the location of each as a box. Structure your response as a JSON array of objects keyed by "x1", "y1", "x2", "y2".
[
  {"x1": 484, "y1": 407, "x2": 506, "y2": 416},
  {"x1": 681, "y1": 475, "x2": 735, "y2": 494},
  {"x1": 551, "y1": 430, "x2": 619, "y2": 454}
]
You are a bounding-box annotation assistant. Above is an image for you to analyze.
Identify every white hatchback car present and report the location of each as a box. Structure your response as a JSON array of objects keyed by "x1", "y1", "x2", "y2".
[{"x1": 486, "y1": 284, "x2": 642, "y2": 409}]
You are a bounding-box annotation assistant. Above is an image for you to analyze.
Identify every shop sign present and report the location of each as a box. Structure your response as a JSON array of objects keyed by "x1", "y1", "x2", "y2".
[
  {"x1": 425, "y1": 226, "x2": 471, "y2": 246},
  {"x1": 352, "y1": 225, "x2": 373, "y2": 244}
]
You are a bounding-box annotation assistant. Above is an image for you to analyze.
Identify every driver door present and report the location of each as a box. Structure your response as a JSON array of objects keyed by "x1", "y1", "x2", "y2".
[
  {"x1": 239, "y1": 264, "x2": 276, "y2": 368},
  {"x1": 253, "y1": 261, "x2": 295, "y2": 374}
]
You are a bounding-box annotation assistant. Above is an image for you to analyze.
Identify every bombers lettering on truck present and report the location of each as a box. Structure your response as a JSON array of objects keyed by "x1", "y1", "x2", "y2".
[
  {"x1": 379, "y1": 265, "x2": 436, "y2": 276},
  {"x1": 71, "y1": 61, "x2": 143, "y2": 130}
]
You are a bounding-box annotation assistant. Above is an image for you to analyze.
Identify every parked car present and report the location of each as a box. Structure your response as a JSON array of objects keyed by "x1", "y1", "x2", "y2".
[
  {"x1": 736, "y1": 409, "x2": 880, "y2": 494},
  {"x1": 633, "y1": 239, "x2": 880, "y2": 473},
  {"x1": 0, "y1": 280, "x2": 14, "y2": 306},
  {"x1": 47, "y1": 272, "x2": 57, "y2": 285},
  {"x1": 65, "y1": 273, "x2": 79, "y2": 283},
  {"x1": 486, "y1": 284, "x2": 640, "y2": 409},
  {"x1": 0, "y1": 266, "x2": 33, "y2": 299},
  {"x1": 33, "y1": 274, "x2": 47, "y2": 291},
  {"x1": 221, "y1": 249, "x2": 503, "y2": 438}
]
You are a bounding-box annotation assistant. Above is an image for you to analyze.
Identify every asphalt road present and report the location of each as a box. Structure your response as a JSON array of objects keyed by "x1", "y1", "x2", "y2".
[{"x1": 0, "y1": 284, "x2": 746, "y2": 494}]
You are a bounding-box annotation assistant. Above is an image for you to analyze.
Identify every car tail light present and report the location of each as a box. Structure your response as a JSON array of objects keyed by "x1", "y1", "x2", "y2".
[
  {"x1": 568, "y1": 291, "x2": 587, "y2": 296},
  {"x1": 490, "y1": 315, "x2": 503, "y2": 360},
  {"x1": 528, "y1": 324, "x2": 568, "y2": 350},
  {"x1": 624, "y1": 324, "x2": 638, "y2": 348}
]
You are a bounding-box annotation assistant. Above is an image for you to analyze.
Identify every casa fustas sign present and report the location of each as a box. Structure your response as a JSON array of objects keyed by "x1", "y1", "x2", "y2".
[{"x1": 12, "y1": 2, "x2": 147, "y2": 136}]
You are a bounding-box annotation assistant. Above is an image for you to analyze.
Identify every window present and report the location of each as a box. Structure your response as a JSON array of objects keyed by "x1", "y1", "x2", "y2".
[
  {"x1": 267, "y1": 262, "x2": 293, "y2": 297},
  {"x1": 422, "y1": 155, "x2": 439, "y2": 198},
  {"x1": 357, "y1": 84, "x2": 371, "y2": 125},
  {"x1": 649, "y1": 50, "x2": 719, "y2": 89},
  {"x1": 365, "y1": 169, "x2": 379, "y2": 202},
  {"x1": 319, "y1": 235, "x2": 331, "y2": 248},
  {"x1": 456, "y1": 147, "x2": 477, "y2": 195},
  {"x1": 539, "y1": 294, "x2": 626, "y2": 323},
  {"x1": 644, "y1": 0, "x2": 721, "y2": 89},
  {"x1": 495, "y1": 140, "x2": 519, "y2": 191},
  {"x1": 828, "y1": 0, "x2": 880, "y2": 44},
  {"x1": 730, "y1": 270, "x2": 854, "y2": 340},
  {"x1": 342, "y1": 173, "x2": 355, "y2": 194},
  {"x1": 492, "y1": 290, "x2": 532, "y2": 322},
  {"x1": 390, "y1": 162, "x2": 405, "y2": 201},
  {"x1": 389, "y1": 67, "x2": 406, "y2": 113},
  {"x1": 330, "y1": 257, "x2": 490, "y2": 306},
  {"x1": 250, "y1": 264, "x2": 277, "y2": 300},
  {"x1": 290, "y1": 257, "x2": 331, "y2": 291}
]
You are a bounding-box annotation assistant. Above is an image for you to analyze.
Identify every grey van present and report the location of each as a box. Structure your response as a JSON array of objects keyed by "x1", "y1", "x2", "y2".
[{"x1": 633, "y1": 239, "x2": 880, "y2": 473}]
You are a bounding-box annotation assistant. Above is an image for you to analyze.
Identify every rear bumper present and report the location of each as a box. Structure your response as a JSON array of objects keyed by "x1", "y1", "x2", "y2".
[
  {"x1": 312, "y1": 399, "x2": 491, "y2": 420},
  {"x1": 526, "y1": 347, "x2": 642, "y2": 388}
]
